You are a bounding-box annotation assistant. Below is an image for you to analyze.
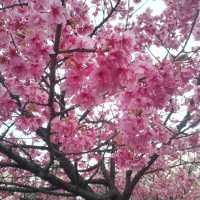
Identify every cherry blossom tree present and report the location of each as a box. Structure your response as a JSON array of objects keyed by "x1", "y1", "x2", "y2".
[{"x1": 0, "y1": 0, "x2": 200, "y2": 199}]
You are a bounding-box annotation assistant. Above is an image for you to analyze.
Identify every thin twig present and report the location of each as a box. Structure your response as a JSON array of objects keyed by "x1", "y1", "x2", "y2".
[{"x1": 89, "y1": 0, "x2": 121, "y2": 37}]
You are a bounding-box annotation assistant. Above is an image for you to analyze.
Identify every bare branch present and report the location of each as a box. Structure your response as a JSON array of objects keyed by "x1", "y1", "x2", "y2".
[
  {"x1": 0, "y1": 2, "x2": 28, "y2": 11},
  {"x1": 89, "y1": 0, "x2": 121, "y2": 37}
]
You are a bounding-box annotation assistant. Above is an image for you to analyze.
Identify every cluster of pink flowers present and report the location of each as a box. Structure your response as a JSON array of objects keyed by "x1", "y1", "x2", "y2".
[{"x1": 0, "y1": 0, "x2": 200, "y2": 199}]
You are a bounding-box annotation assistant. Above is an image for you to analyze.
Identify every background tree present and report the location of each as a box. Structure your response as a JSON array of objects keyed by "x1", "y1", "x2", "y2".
[{"x1": 0, "y1": 0, "x2": 200, "y2": 199}]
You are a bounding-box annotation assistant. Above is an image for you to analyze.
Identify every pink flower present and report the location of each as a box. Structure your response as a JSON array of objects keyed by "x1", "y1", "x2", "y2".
[
  {"x1": 48, "y1": 0, "x2": 65, "y2": 24},
  {"x1": 9, "y1": 56, "x2": 28, "y2": 78},
  {"x1": 73, "y1": 90, "x2": 96, "y2": 108}
]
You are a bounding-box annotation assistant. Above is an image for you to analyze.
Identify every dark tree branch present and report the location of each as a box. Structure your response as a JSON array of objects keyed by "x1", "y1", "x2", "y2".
[
  {"x1": 164, "y1": 100, "x2": 174, "y2": 126},
  {"x1": 48, "y1": 24, "x2": 62, "y2": 108},
  {"x1": 89, "y1": 0, "x2": 121, "y2": 37},
  {"x1": 122, "y1": 154, "x2": 159, "y2": 200},
  {"x1": 177, "y1": 111, "x2": 191, "y2": 132},
  {"x1": 0, "y1": 2, "x2": 28, "y2": 11},
  {"x1": 0, "y1": 162, "x2": 20, "y2": 168},
  {"x1": 0, "y1": 142, "x2": 112, "y2": 200},
  {"x1": 110, "y1": 157, "x2": 116, "y2": 185},
  {"x1": 58, "y1": 48, "x2": 97, "y2": 54},
  {"x1": 79, "y1": 109, "x2": 90, "y2": 122},
  {"x1": 175, "y1": 9, "x2": 200, "y2": 59},
  {"x1": 0, "y1": 121, "x2": 15, "y2": 140},
  {"x1": 0, "y1": 186, "x2": 72, "y2": 197},
  {"x1": 54, "y1": 104, "x2": 79, "y2": 117}
]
